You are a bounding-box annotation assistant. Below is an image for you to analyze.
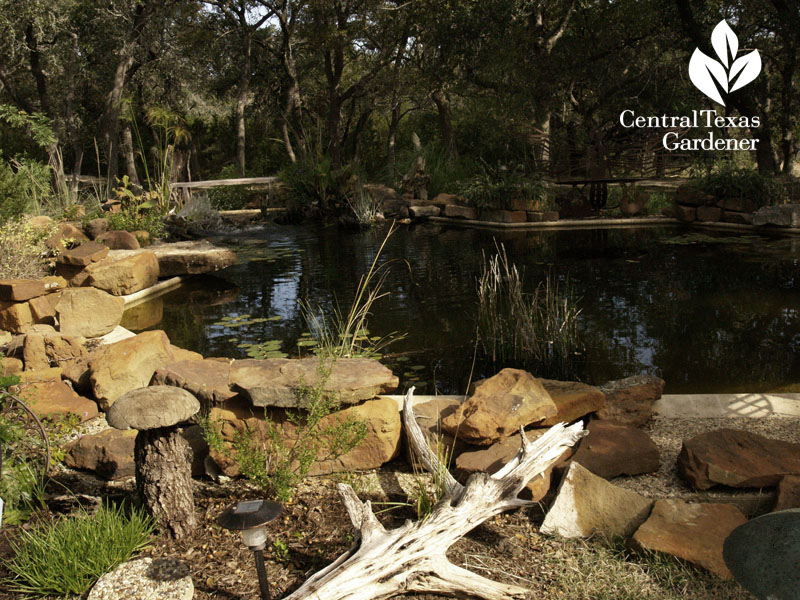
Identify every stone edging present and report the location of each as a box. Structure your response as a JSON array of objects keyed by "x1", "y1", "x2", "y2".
[{"x1": 428, "y1": 215, "x2": 678, "y2": 230}]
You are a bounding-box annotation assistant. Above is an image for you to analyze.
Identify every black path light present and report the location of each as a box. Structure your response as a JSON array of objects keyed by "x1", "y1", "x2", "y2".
[{"x1": 218, "y1": 499, "x2": 283, "y2": 600}]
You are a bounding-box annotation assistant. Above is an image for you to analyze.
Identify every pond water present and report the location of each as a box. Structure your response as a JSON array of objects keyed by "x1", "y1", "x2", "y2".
[{"x1": 125, "y1": 223, "x2": 800, "y2": 394}]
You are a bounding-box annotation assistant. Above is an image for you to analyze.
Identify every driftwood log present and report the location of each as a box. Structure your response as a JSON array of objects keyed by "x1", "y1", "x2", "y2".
[{"x1": 283, "y1": 389, "x2": 585, "y2": 600}]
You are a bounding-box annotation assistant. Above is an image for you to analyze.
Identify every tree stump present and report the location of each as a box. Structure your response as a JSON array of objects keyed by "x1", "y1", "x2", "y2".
[{"x1": 135, "y1": 427, "x2": 197, "y2": 539}]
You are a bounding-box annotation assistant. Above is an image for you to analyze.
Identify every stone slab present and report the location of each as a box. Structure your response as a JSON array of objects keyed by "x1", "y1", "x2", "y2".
[
  {"x1": 109, "y1": 241, "x2": 236, "y2": 277},
  {"x1": 0, "y1": 279, "x2": 46, "y2": 302},
  {"x1": 655, "y1": 393, "x2": 800, "y2": 418}
]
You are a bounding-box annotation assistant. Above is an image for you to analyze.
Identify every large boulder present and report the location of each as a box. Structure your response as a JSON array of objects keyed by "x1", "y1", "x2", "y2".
[
  {"x1": 752, "y1": 204, "x2": 800, "y2": 228},
  {"x1": 109, "y1": 240, "x2": 236, "y2": 277},
  {"x1": 677, "y1": 428, "x2": 800, "y2": 490},
  {"x1": 309, "y1": 397, "x2": 402, "y2": 474},
  {"x1": 88, "y1": 330, "x2": 175, "y2": 410},
  {"x1": 46, "y1": 222, "x2": 89, "y2": 251},
  {"x1": 64, "y1": 428, "x2": 137, "y2": 480},
  {"x1": 28, "y1": 292, "x2": 61, "y2": 325},
  {"x1": 19, "y1": 380, "x2": 99, "y2": 422},
  {"x1": 85, "y1": 218, "x2": 110, "y2": 240},
  {"x1": 152, "y1": 358, "x2": 237, "y2": 405},
  {"x1": 23, "y1": 332, "x2": 49, "y2": 371},
  {"x1": 229, "y1": 357, "x2": 398, "y2": 408},
  {"x1": 541, "y1": 462, "x2": 653, "y2": 539},
  {"x1": 632, "y1": 499, "x2": 746, "y2": 579},
  {"x1": 594, "y1": 375, "x2": 664, "y2": 426},
  {"x1": 85, "y1": 252, "x2": 159, "y2": 296},
  {"x1": 454, "y1": 431, "x2": 569, "y2": 501},
  {"x1": 572, "y1": 421, "x2": 660, "y2": 480},
  {"x1": 443, "y1": 369, "x2": 557, "y2": 446},
  {"x1": 56, "y1": 288, "x2": 124, "y2": 338},
  {"x1": 539, "y1": 379, "x2": 606, "y2": 426}
]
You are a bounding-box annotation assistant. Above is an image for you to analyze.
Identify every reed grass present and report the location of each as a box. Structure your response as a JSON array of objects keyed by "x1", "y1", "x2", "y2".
[{"x1": 476, "y1": 244, "x2": 583, "y2": 379}]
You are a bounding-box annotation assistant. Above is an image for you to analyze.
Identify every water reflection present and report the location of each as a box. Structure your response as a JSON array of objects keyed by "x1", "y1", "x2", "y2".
[{"x1": 133, "y1": 223, "x2": 800, "y2": 394}]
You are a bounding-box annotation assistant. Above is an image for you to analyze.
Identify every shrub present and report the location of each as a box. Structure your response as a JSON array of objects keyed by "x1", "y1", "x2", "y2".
[
  {"x1": 476, "y1": 244, "x2": 583, "y2": 379},
  {"x1": 458, "y1": 166, "x2": 546, "y2": 211},
  {"x1": 3, "y1": 502, "x2": 155, "y2": 597},
  {"x1": 0, "y1": 218, "x2": 53, "y2": 279},
  {"x1": 0, "y1": 155, "x2": 53, "y2": 222},
  {"x1": 202, "y1": 360, "x2": 368, "y2": 502},
  {"x1": 689, "y1": 166, "x2": 784, "y2": 208}
]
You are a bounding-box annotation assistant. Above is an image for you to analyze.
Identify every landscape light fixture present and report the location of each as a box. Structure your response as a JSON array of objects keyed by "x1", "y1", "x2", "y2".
[{"x1": 218, "y1": 499, "x2": 282, "y2": 600}]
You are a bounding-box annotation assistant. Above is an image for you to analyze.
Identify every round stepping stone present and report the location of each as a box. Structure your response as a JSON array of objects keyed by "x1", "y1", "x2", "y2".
[
  {"x1": 723, "y1": 508, "x2": 800, "y2": 599},
  {"x1": 88, "y1": 557, "x2": 193, "y2": 600}
]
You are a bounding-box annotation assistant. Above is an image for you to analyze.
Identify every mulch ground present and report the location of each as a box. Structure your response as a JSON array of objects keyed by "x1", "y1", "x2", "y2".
[{"x1": 0, "y1": 464, "x2": 550, "y2": 600}]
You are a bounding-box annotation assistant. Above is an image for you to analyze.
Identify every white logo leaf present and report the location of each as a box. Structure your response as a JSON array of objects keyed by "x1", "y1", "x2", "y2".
[
  {"x1": 729, "y1": 49, "x2": 761, "y2": 92},
  {"x1": 689, "y1": 48, "x2": 728, "y2": 105},
  {"x1": 711, "y1": 20, "x2": 738, "y2": 67}
]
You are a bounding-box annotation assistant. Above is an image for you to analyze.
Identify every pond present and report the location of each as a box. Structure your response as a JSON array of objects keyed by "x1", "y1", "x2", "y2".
[{"x1": 124, "y1": 223, "x2": 800, "y2": 394}]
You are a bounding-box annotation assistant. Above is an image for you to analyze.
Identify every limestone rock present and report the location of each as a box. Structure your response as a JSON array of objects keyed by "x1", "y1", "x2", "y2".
[
  {"x1": 28, "y1": 292, "x2": 60, "y2": 324},
  {"x1": 229, "y1": 357, "x2": 398, "y2": 408},
  {"x1": 43, "y1": 332, "x2": 88, "y2": 365},
  {"x1": 169, "y1": 345, "x2": 203, "y2": 362},
  {"x1": 753, "y1": 204, "x2": 800, "y2": 228},
  {"x1": 1, "y1": 356, "x2": 23, "y2": 375},
  {"x1": 409, "y1": 205, "x2": 441, "y2": 218},
  {"x1": 677, "y1": 428, "x2": 800, "y2": 490},
  {"x1": 595, "y1": 375, "x2": 664, "y2": 426},
  {"x1": 97, "y1": 230, "x2": 140, "y2": 250},
  {"x1": 406, "y1": 397, "x2": 469, "y2": 467},
  {"x1": 443, "y1": 369, "x2": 557, "y2": 445},
  {"x1": 572, "y1": 421, "x2": 660, "y2": 479},
  {"x1": 675, "y1": 204, "x2": 696, "y2": 222},
  {"x1": 109, "y1": 241, "x2": 236, "y2": 277},
  {"x1": 632, "y1": 499, "x2": 746, "y2": 579},
  {"x1": 64, "y1": 429, "x2": 137, "y2": 479},
  {"x1": 19, "y1": 380, "x2": 99, "y2": 422},
  {"x1": 23, "y1": 333, "x2": 49, "y2": 371},
  {"x1": 539, "y1": 379, "x2": 606, "y2": 426},
  {"x1": 106, "y1": 386, "x2": 200, "y2": 430},
  {"x1": 696, "y1": 205, "x2": 722, "y2": 222},
  {"x1": 0, "y1": 300, "x2": 34, "y2": 333},
  {"x1": 722, "y1": 210, "x2": 753, "y2": 225},
  {"x1": 443, "y1": 205, "x2": 476, "y2": 219},
  {"x1": 0, "y1": 279, "x2": 46, "y2": 302},
  {"x1": 88, "y1": 330, "x2": 175, "y2": 410},
  {"x1": 46, "y1": 222, "x2": 89, "y2": 251},
  {"x1": 56, "y1": 241, "x2": 109, "y2": 267},
  {"x1": 483, "y1": 209, "x2": 527, "y2": 223},
  {"x1": 309, "y1": 398, "x2": 402, "y2": 474},
  {"x1": 675, "y1": 185, "x2": 715, "y2": 207},
  {"x1": 541, "y1": 462, "x2": 653, "y2": 539},
  {"x1": 85, "y1": 252, "x2": 159, "y2": 296},
  {"x1": 85, "y1": 218, "x2": 110, "y2": 240},
  {"x1": 18, "y1": 367, "x2": 62, "y2": 383},
  {"x1": 56, "y1": 288, "x2": 124, "y2": 338},
  {"x1": 774, "y1": 475, "x2": 800, "y2": 511},
  {"x1": 153, "y1": 359, "x2": 237, "y2": 405},
  {"x1": 455, "y1": 431, "x2": 568, "y2": 501}
]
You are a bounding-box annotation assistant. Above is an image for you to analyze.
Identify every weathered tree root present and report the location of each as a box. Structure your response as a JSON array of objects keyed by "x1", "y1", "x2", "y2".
[{"x1": 283, "y1": 389, "x2": 585, "y2": 600}]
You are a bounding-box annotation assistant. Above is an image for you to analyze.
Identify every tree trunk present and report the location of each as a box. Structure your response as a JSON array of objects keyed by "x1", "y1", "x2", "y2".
[
  {"x1": 283, "y1": 390, "x2": 585, "y2": 600},
  {"x1": 122, "y1": 126, "x2": 141, "y2": 189},
  {"x1": 236, "y1": 37, "x2": 252, "y2": 177},
  {"x1": 386, "y1": 105, "x2": 401, "y2": 177},
  {"x1": 134, "y1": 427, "x2": 196, "y2": 540},
  {"x1": 431, "y1": 89, "x2": 456, "y2": 161}
]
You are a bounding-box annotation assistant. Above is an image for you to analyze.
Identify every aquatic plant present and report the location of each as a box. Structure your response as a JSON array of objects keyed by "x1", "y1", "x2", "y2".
[
  {"x1": 476, "y1": 243, "x2": 583, "y2": 379},
  {"x1": 300, "y1": 223, "x2": 404, "y2": 358}
]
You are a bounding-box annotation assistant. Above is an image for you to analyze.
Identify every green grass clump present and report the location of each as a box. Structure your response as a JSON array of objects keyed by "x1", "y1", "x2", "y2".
[{"x1": 3, "y1": 503, "x2": 155, "y2": 597}]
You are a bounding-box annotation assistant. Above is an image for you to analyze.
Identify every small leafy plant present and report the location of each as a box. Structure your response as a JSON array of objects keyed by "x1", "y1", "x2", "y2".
[
  {"x1": 201, "y1": 359, "x2": 368, "y2": 502},
  {"x1": 2, "y1": 502, "x2": 155, "y2": 597}
]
